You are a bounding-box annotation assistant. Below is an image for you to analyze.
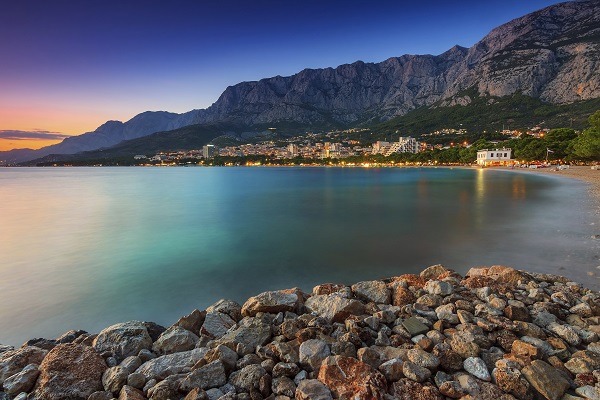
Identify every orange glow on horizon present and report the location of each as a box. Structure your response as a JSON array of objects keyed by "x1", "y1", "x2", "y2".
[{"x1": 0, "y1": 139, "x2": 66, "y2": 152}]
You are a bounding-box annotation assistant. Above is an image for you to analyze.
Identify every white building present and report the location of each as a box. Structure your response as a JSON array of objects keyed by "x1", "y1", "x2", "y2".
[
  {"x1": 372, "y1": 141, "x2": 390, "y2": 155},
  {"x1": 384, "y1": 137, "x2": 419, "y2": 155},
  {"x1": 476, "y1": 148, "x2": 513, "y2": 166},
  {"x1": 287, "y1": 144, "x2": 299, "y2": 157},
  {"x1": 203, "y1": 144, "x2": 218, "y2": 159}
]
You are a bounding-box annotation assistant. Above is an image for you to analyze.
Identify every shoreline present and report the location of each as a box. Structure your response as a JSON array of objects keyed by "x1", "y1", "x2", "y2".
[{"x1": 1, "y1": 265, "x2": 599, "y2": 399}]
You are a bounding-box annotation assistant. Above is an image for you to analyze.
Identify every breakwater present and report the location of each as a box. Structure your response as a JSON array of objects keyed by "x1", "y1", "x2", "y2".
[{"x1": 1, "y1": 265, "x2": 600, "y2": 400}]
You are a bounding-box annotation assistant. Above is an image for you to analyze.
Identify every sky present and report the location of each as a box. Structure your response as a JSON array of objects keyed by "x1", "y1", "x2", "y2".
[{"x1": 0, "y1": 0, "x2": 563, "y2": 151}]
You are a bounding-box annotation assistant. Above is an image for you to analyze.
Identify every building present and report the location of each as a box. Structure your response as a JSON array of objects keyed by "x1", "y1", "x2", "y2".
[
  {"x1": 477, "y1": 148, "x2": 513, "y2": 166},
  {"x1": 384, "y1": 137, "x2": 419, "y2": 155},
  {"x1": 287, "y1": 144, "x2": 299, "y2": 157},
  {"x1": 372, "y1": 141, "x2": 390, "y2": 155},
  {"x1": 203, "y1": 145, "x2": 218, "y2": 159}
]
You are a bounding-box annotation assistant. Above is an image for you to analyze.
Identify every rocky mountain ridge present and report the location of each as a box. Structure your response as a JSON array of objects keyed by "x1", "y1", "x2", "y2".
[{"x1": 1, "y1": 0, "x2": 598, "y2": 164}]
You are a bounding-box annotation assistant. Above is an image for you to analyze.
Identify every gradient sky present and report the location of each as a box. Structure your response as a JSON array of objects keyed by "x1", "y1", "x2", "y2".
[{"x1": 0, "y1": 0, "x2": 563, "y2": 151}]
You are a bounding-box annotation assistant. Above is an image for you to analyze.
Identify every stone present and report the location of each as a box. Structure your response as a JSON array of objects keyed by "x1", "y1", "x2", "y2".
[
  {"x1": 351, "y1": 280, "x2": 391, "y2": 304},
  {"x1": 147, "y1": 374, "x2": 181, "y2": 400},
  {"x1": 295, "y1": 379, "x2": 333, "y2": 400},
  {"x1": 424, "y1": 280, "x2": 453, "y2": 296},
  {"x1": 175, "y1": 309, "x2": 206, "y2": 334},
  {"x1": 102, "y1": 366, "x2": 129, "y2": 394},
  {"x1": 119, "y1": 356, "x2": 143, "y2": 374},
  {"x1": 420, "y1": 265, "x2": 449, "y2": 280},
  {"x1": 504, "y1": 305, "x2": 531, "y2": 321},
  {"x1": 435, "y1": 304, "x2": 459, "y2": 324},
  {"x1": 407, "y1": 348, "x2": 440, "y2": 370},
  {"x1": 118, "y1": 385, "x2": 146, "y2": 400},
  {"x1": 511, "y1": 340, "x2": 541, "y2": 359},
  {"x1": 152, "y1": 325, "x2": 199, "y2": 355},
  {"x1": 33, "y1": 343, "x2": 106, "y2": 400},
  {"x1": 228, "y1": 364, "x2": 266, "y2": 392},
  {"x1": 299, "y1": 339, "x2": 330, "y2": 372},
  {"x1": 272, "y1": 362, "x2": 300, "y2": 379},
  {"x1": 318, "y1": 356, "x2": 387, "y2": 400},
  {"x1": 402, "y1": 316, "x2": 429, "y2": 336},
  {"x1": 0, "y1": 346, "x2": 47, "y2": 384},
  {"x1": 312, "y1": 283, "x2": 348, "y2": 296},
  {"x1": 403, "y1": 360, "x2": 431, "y2": 382},
  {"x1": 127, "y1": 373, "x2": 145, "y2": 389},
  {"x1": 521, "y1": 360, "x2": 569, "y2": 400},
  {"x1": 134, "y1": 348, "x2": 207, "y2": 381},
  {"x1": 181, "y1": 360, "x2": 227, "y2": 391},
  {"x1": 241, "y1": 291, "x2": 299, "y2": 316},
  {"x1": 88, "y1": 391, "x2": 113, "y2": 400},
  {"x1": 205, "y1": 299, "x2": 242, "y2": 322},
  {"x1": 391, "y1": 378, "x2": 444, "y2": 400},
  {"x1": 221, "y1": 315, "x2": 272, "y2": 349},
  {"x1": 493, "y1": 367, "x2": 532, "y2": 400},
  {"x1": 378, "y1": 359, "x2": 404, "y2": 382},
  {"x1": 449, "y1": 333, "x2": 480, "y2": 359},
  {"x1": 575, "y1": 385, "x2": 600, "y2": 400},
  {"x1": 200, "y1": 312, "x2": 236, "y2": 338},
  {"x1": 272, "y1": 376, "x2": 296, "y2": 397},
  {"x1": 184, "y1": 388, "x2": 208, "y2": 400},
  {"x1": 439, "y1": 380, "x2": 467, "y2": 398},
  {"x1": 2, "y1": 363, "x2": 39, "y2": 395},
  {"x1": 93, "y1": 321, "x2": 152, "y2": 362},
  {"x1": 202, "y1": 344, "x2": 238, "y2": 373},
  {"x1": 22, "y1": 338, "x2": 56, "y2": 351},
  {"x1": 463, "y1": 357, "x2": 490, "y2": 381},
  {"x1": 547, "y1": 322, "x2": 581, "y2": 346},
  {"x1": 393, "y1": 286, "x2": 416, "y2": 307},
  {"x1": 304, "y1": 293, "x2": 365, "y2": 323}
]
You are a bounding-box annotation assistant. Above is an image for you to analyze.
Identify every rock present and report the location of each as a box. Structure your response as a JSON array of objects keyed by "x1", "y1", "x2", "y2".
[
  {"x1": 493, "y1": 367, "x2": 533, "y2": 400},
  {"x1": 152, "y1": 325, "x2": 199, "y2": 355},
  {"x1": 378, "y1": 359, "x2": 404, "y2": 382},
  {"x1": 521, "y1": 360, "x2": 569, "y2": 400},
  {"x1": 200, "y1": 312, "x2": 236, "y2": 338},
  {"x1": 407, "y1": 348, "x2": 440, "y2": 370},
  {"x1": 118, "y1": 385, "x2": 146, "y2": 400},
  {"x1": 357, "y1": 347, "x2": 382, "y2": 369},
  {"x1": 175, "y1": 309, "x2": 206, "y2": 334},
  {"x1": 33, "y1": 343, "x2": 106, "y2": 400},
  {"x1": 403, "y1": 361, "x2": 431, "y2": 382},
  {"x1": 206, "y1": 299, "x2": 242, "y2": 322},
  {"x1": 547, "y1": 322, "x2": 581, "y2": 346},
  {"x1": 424, "y1": 280, "x2": 453, "y2": 296},
  {"x1": 0, "y1": 346, "x2": 47, "y2": 384},
  {"x1": 181, "y1": 360, "x2": 227, "y2": 391},
  {"x1": 241, "y1": 291, "x2": 299, "y2": 317},
  {"x1": 220, "y1": 315, "x2": 272, "y2": 349},
  {"x1": 272, "y1": 376, "x2": 296, "y2": 397},
  {"x1": 202, "y1": 344, "x2": 238, "y2": 373},
  {"x1": 2, "y1": 363, "x2": 39, "y2": 395},
  {"x1": 351, "y1": 280, "x2": 391, "y2": 304},
  {"x1": 127, "y1": 372, "x2": 145, "y2": 389},
  {"x1": 420, "y1": 265, "x2": 449, "y2": 280},
  {"x1": 402, "y1": 316, "x2": 430, "y2": 336},
  {"x1": 449, "y1": 333, "x2": 480, "y2": 358},
  {"x1": 228, "y1": 364, "x2": 266, "y2": 392},
  {"x1": 22, "y1": 338, "x2": 56, "y2": 351},
  {"x1": 134, "y1": 348, "x2": 207, "y2": 381},
  {"x1": 88, "y1": 391, "x2": 113, "y2": 400},
  {"x1": 305, "y1": 293, "x2": 365, "y2": 323},
  {"x1": 504, "y1": 305, "x2": 531, "y2": 322},
  {"x1": 93, "y1": 321, "x2": 152, "y2": 362},
  {"x1": 272, "y1": 362, "x2": 300, "y2": 379},
  {"x1": 102, "y1": 366, "x2": 129, "y2": 394},
  {"x1": 184, "y1": 387, "x2": 209, "y2": 400},
  {"x1": 147, "y1": 374, "x2": 181, "y2": 400},
  {"x1": 393, "y1": 286, "x2": 416, "y2": 307},
  {"x1": 435, "y1": 304, "x2": 459, "y2": 324},
  {"x1": 143, "y1": 322, "x2": 166, "y2": 342},
  {"x1": 299, "y1": 339, "x2": 330, "y2": 372},
  {"x1": 463, "y1": 357, "x2": 490, "y2": 381},
  {"x1": 295, "y1": 379, "x2": 333, "y2": 400},
  {"x1": 318, "y1": 355, "x2": 387, "y2": 400},
  {"x1": 575, "y1": 385, "x2": 600, "y2": 400},
  {"x1": 391, "y1": 378, "x2": 444, "y2": 400}
]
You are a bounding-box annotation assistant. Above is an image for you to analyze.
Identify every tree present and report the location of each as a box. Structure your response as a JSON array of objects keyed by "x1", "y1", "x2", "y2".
[{"x1": 570, "y1": 110, "x2": 600, "y2": 161}]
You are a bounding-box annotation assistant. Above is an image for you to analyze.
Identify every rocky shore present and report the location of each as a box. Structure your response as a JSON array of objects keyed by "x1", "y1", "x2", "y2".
[{"x1": 2, "y1": 265, "x2": 600, "y2": 400}]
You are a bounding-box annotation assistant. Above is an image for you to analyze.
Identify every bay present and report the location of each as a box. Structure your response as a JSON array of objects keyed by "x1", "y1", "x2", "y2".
[{"x1": 0, "y1": 166, "x2": 598, "y2": 346}]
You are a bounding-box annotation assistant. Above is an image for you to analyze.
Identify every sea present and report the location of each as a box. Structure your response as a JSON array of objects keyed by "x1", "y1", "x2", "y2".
[{"x1": 1, "y1": 166, "x2": 598, "y2": 346}]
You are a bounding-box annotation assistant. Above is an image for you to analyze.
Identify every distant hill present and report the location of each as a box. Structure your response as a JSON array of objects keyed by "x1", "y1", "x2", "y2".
[{"x1": 3, "y1": 0, "x2": 599, "y2": 164}]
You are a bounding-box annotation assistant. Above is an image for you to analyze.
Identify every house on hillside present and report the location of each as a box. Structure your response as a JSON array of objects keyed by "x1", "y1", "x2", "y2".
[{"x1": 476, "y1": 148, "x2": 513, "y2": 166}]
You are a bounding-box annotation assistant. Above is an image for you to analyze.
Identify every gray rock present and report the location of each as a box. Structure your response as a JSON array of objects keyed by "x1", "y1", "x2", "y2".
[
  {"x1": 575, "y1": 385, "x2": 600, "y2": 400},
  {"x1": 88, "y1": 391, "x2": 113, "y2": 400},
  {"x1": 206, "y1": 299, "x2": 242, "y2": 322},
  {"x1": 273, "y1": 362, "x2": 300, "y2": 378},
  {"x1": 205, "y1": 388, "x2": 224, "y2": 400},
  {"x1": 294, "y1": 370, "x2": 308, "y2": 385},
  {"x1": 174, "y1": 309, "x2": 206, "y2": 334},
  {"x1": 295, "y1": 379, "x2": 333, "y2": 400},
  {"x1": 102, "y1": 366, "x2": 129, "y2": 394},
  {"x1": 304, "y1": 293, "x2": 365, "y2": 323},
  {"x1": 272, "y1": 376, "x2": 296, "y2": 397},
  {"x1": 0, "y1": 346, "x2": 47, "y2": 384},
  {"x1": 378, "y1": 359, "x2": 404, "y2": 382},
  {"x1": 547, "y1": 322, "x2": 581, "y2": 346},
  {"x1": 299, "y1": 339, "x2": 330, "y2": 372},
  {"x1": 424, "y1": 280, "x2": 453, "y2": 296},
  {"x1": 180, "y1": 360, "x2": 227, "y2": 391},
  {"x1": 522, "y1": 360, "x2": 569, "y2": 400},
  {"x1": 420, "y1": 265, "x2": 449, "y2": 280},
  {"x1": 134, "y1": 348, "x2": 207, "y2": 381},
  {"x1": 351, "y1": 280, "x2": 391, "y2": 304},
  {"x1": 118, "y1": 385, "x2": 146, "y2": 400},
  {"x1": 407, "y1": 348, "x2": 440, "y2": 370},
  {"x1": 241, "y1": 291, "x2": 299, "y2": 317},
  {"x1": 152, "y1": 325, "x2": 199, "y2": 355},
  {"x1": 435, "y1": 303, "x2": 459, "y2": 324},
  {"x1": 93, "y1": 321, "x2": 152, "y2": 362},
  {"x1": 463, "y1": 357, "x2": 490, "y2": 381},
  {"x1": 127, "y1": 372, "x2": 145, "y2": 390},
  {"x1": 228, "y1": 364, "x2": 266, "y2": 392},
  {"x1": 220, "y1": 316, "x2": 272, "y2": 349},
  {"x1": 200, "y1": 312, "x2": 236, "y2": 339},
  {"x1": 402, "y1": 361, "x2": 431, "y2": 383},
  {"x1": 2, "y1": 363, "x2": 39, "y2": 395},
  {"x1": 401, "y1": 316, "x2": 429, "y2": 336}
]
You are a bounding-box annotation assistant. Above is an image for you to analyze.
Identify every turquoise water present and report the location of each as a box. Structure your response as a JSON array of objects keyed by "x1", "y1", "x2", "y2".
[{"x1": 0, "y1": 167, "x2": 598, "y2": 345}]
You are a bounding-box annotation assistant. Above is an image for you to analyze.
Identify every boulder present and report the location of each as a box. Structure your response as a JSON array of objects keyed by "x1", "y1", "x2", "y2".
[
  {"x1": 0, "y1": 346, "x2": 47, "y2": 384},
  {"x1": 305, "y1": 293, "x2": 365, "y2": 323},
  {"x1": 241, "y1": 291, "x2": 299, "y2": 317},
  {"x1": 93, "y1": 321, "x2": 152, "y2": 362},
  {"x1": 2, "y1": 363, "x2": 39, "y2": 395},
  {"x1": 424, "y1": 280, "x2": 453, "y2": 296},
  {"x1": 220, "y1": 315, "x2": 272, "y2": 349},
  {"x1": 521, "y1": 360, "x2": 569, "y2": 400},
  {"x1": 200, "y1": 312, "x2": 236, "y2": 338},
  {"x1": 152, "y1": 325, "x2": 199, "y2": 355},
  {"x1": 391, "y1": 378, "x2": 444, "y2": 400},
  {"x1": 102, "y1": 366, "x2": 129, "y2": 394},
  {"x1": 351, "y1": 280, "x2": 391, "y2": 304},
  {"x1": 228, "y1": 364, "x2": 266, "y2": 392},
  {"x1": 206, "y1": 299, "x2": 242, "y2": 322},
  {"x1": 33, "y1": 343, "x2": 106, "y2": 400},
  {"x1": 317, "y1": 355, "x2": 387, "y2": 400},
  {"x1": 180, "y1": 360, "x2": 227, "y2": 391},
  {"x1": 175, "y1": 309, "x2": 206, "y2": 334},
  {"x1": 118, "y1": 385, "x2": 146, "y2": 400},
  {"x1": 299, "y1": 339, "x2": 330, "y2": 372},
  {"x1": 295, "y1": 379, "x2": 333, "y2": 400},
  {"x1": 134, "y1": 348, "x2": 207, "y2": 381},
  {"x1": 420, "y1": 265, "x2": 449, "y2": 280}
]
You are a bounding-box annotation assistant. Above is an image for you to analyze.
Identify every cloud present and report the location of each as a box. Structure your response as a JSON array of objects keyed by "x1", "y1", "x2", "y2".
[{"x1": 0, "y1": 130, "x2": 71, "y2": 141}]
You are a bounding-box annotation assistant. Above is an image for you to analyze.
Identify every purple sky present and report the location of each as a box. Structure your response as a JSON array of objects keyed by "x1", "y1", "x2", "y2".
[{"x1": 0, "y1": 0, "x2": 562, "y2": 148}]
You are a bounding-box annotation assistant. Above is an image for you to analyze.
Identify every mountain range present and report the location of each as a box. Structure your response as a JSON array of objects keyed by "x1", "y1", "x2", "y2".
[{"x1": 2, "y1": 0, "x2": 599, "y2": 164}]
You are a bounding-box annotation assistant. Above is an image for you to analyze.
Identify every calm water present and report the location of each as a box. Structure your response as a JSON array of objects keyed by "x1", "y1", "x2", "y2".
[{"x1": 1, "y1": 167, "x2": 598, "y2": 346}]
